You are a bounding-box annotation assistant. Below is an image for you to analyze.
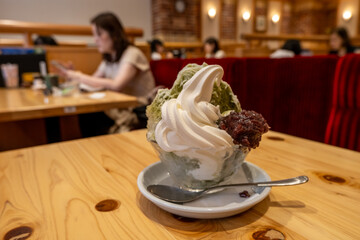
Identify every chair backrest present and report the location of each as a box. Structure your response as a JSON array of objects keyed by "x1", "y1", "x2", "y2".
[
  {"x1": 325, "y1": 54, "x2": 360, "y2": 151},
  {"x1": 150, "y1": 59, "x2": 182, "y2": 89}
]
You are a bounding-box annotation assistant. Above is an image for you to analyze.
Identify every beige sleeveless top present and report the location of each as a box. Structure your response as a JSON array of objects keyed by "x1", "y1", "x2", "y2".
[{"x1": 96, "y1": 46, "x2": 155, "y2": 100}]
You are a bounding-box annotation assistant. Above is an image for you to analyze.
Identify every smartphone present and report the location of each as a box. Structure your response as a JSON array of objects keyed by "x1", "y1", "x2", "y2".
[{"x1": 50, "y1": 60, "x2": 68, "y2": 72}]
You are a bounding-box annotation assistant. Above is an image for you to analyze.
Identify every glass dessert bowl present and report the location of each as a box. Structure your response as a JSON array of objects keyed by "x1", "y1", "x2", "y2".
[{"x1": 150, "y1": 142, "x2": 249, "y2": 189}]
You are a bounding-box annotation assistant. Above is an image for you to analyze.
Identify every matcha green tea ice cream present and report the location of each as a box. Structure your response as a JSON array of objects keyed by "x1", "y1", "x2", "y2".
[{"x1": 146, "y1": 63, "x2": 269, "y2": 188}]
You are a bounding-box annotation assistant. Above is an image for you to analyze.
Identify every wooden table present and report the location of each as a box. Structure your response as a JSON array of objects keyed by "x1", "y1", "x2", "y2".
[
  {"x1": 0, "y1": 88, "x2": 138, "y2": 150},
  {"x1": 0, "y1": 130, "x2": 359, "y2": 239},
  {"x1": 0, "y1": 88, "x2": 138, "y2": 122}
]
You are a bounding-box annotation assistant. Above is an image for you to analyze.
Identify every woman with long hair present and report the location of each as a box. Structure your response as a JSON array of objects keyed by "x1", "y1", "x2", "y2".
[
  {"x1": 204, "y1": 37, "x2": 225, "y2": 58},
  {"x1": 329, "y1": 27, "x2": 356, "y2": 56},
  {"x1": 66, "y1": 12, "x2": 154, "y2": 100},
  {"x1": 63, "y1": 12, "x2": 155, "y2": 133}
]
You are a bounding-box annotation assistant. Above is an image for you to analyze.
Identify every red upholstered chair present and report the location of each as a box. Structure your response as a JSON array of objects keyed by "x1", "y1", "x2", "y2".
[
  {"x1": 150, "y1": 59, "x2": 182, "y2": 88},
  {"x1": 245, "y1": 56, "x2": 338, "y2": 142},
  {"x1": 325, "y1": 54, "x2": 360, "y2": 151}
]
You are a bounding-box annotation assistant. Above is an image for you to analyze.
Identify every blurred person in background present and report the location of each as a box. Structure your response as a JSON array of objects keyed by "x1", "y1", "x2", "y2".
[
  {"x1": 149, "y1": 39, "x2": 173, "y2": 60},
  {"x1": 34, "y1": 35, "x2": 58, "y2": 46},
  {"x1": 150, "y1": 39, "x2": 164, "y2": 60},
  {"x1": 270, "y1": 39, "x2": 303, "y2": 58},
  {"x1": 204, "y1": 37, "x2": 225, "y2": 58},
  {"x1": 329, "y1": 27, "x2": 359, "y2": 56},
  {"x1": 60, "y1": 12, "x2": 155, "y2": 134}
]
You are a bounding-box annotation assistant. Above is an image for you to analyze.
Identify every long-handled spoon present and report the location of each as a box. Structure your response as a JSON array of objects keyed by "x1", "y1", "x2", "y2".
[{"x1": 147, "y1": 175, "x2": 309, "y2": 203}]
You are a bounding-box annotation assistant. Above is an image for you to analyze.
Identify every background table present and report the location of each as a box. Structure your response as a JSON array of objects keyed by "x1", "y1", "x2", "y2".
[
  {"x1": 0, "y1": 88, "x2": 138, "y2": 150},
  {"x1": 0, "y1": 88, "x2": 138, "y2": 122},
  {"x1": 0, "y1": 129, "x2": 359, "y2": 239}
]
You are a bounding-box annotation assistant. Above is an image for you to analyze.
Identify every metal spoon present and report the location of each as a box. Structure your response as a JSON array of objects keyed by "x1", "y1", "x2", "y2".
[{"x1": 147, "y1": 175, "x2": 309, "y2": 203}]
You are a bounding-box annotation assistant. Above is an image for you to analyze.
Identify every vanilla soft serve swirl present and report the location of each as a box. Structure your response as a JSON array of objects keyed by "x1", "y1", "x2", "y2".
[{"x1": 154, "y1": 65, "x2": 234, "y2": 180}]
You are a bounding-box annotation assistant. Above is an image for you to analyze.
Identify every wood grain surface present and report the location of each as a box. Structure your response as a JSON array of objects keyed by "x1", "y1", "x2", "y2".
[
  {"x1": 0, "y1": 89, "x2": 138, "y2": 122},
  {"x1": 0, "y1": 130, "x2": 359, "y2": 239}
]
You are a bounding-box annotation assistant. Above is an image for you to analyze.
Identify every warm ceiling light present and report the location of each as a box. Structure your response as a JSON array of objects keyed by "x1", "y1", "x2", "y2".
[
  {"x1": 242, "y1": 11, "x2": 251, "y2": 22},
  {"x1": 272, "y1": 14, "x2": 280, "y2": 23},
  {"x1": 342, "y1": 10, "x2": 352, "y2": 21},
  {"x1": 208, "y1": 8, "x2": 216, "y2": 19}
]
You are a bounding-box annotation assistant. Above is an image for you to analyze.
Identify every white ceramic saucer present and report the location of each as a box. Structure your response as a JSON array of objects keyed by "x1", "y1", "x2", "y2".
[{"x1": 137, "y1": 161, "x2": 271, "y2": 219}]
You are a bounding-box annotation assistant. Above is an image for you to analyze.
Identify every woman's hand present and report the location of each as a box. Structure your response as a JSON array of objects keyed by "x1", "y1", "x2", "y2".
[
  {"x1": 51, "y1": 60, "x2": 74, "y2": 78},
  {"x1": 65, "y1": 70, "x2": 83, "y2": 81},
  {"x1": 56, "y1": 63, "x2": 139, "y2": 91}
]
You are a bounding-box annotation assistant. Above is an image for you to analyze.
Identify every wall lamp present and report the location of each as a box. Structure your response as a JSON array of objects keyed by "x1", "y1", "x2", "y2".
[
  {"x1": 271, "y1": 14, "x2": 280, "y2": 23},
  {"x1": 208, "y1": 8, "x2": 216, "y2": 19},
  {"x1": 242, "y1": 11, "x2": 251, "y2": 22},
  {"x1": 342, "y1": 10, "x2": 352, "y2": 21}
]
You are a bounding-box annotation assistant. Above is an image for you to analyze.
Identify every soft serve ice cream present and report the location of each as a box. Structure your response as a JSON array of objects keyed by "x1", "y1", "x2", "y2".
[
  {"x1": 154, "y1": 65, "x2": 234, "y2": 180},
  {"x1": 147, "y1": 63, "x2": 268, "y2": 188}
]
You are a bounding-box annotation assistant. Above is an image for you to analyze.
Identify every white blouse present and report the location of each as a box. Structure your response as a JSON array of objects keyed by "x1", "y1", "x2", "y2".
[{"x1": 96, "y1": 46, "x2": 155, "y2": 99}]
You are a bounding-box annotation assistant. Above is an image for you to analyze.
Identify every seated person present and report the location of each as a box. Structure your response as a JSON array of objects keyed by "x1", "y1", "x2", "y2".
[
  {"x1": 270, "y1": 39, "x2": 302, "y2": 58},
  {"x1": 34, "y1": 35, "x2": 58, "y2": 46},
  {"x1": 204, "y1": 37, "x2": 226, "y2": 58},
  {"x1": 150, "y1": 39, "x2": 163, "y2": 60},
  {"x1": 62, "y1": 12, "x2": 155, "y2": 133},
  {"x1": 329, "y1": 27, "x2": 358, "y2": 56},
  {"x1": 149, "y1": 39, "x2": 173, "y2": 60}
]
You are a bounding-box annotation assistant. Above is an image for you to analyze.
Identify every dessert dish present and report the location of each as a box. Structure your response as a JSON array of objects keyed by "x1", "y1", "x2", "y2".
[{"x1": 146, "y1": 63, "x2": 269, "y2": 188}]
